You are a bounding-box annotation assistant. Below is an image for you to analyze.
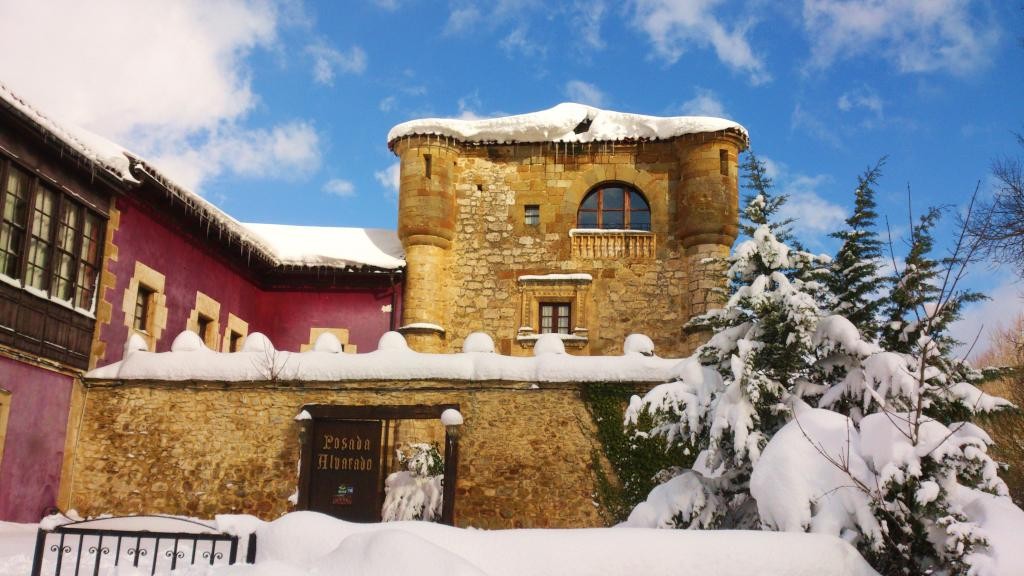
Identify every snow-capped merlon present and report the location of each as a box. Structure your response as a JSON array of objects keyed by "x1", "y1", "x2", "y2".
[
  {"x1": 440, "y1": 408, "x2": 464, "y2": 427},
  {"x1": 387, "y1": 102, "x2": 748, "y2": 147},
  {"x1": 85, "y1": 330, "x2": 682, "y2": 384}
]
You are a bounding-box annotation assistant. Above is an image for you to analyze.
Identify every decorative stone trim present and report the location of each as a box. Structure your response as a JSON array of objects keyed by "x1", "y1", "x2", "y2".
[
  {"x1": 220, "y1": 313, "x2": 249, "y2": 352},
  {"x1": 568, "y1": 229, "x2": 655, "y2": 259},
  {"x1": 516, "y1": 274, "x2": 591, "y2": 349},
  {"x1": 120, "y1": 261, "x2": 167, "y2": 352},
  {"x1": 299, "y1": 327, "x2": 356, "y2": 353},
  {"x1": 89, "y1": 205, "x2": 120, "y2": 369},
  {"x1": 186, "y1": 291, "x2": 222, "y2": 349}
]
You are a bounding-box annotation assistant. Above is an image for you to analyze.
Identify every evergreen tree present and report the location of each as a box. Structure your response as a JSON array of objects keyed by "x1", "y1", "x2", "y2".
[
  {"x1": 828, "y1": 159, "x2": 887, "y2": 340},
  {"x1": 627, "y1": 164, "x2": 1013, "y2": 575},
  {"x1": 739, "y1": 152, "x2": 797, "y2": 245},
  {"x1": 627, "y1": 178, "x2": 830, "y2": 528}
]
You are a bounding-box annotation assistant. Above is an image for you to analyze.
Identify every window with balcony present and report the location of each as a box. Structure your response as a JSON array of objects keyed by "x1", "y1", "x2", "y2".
[{"x1": 577, "y1": 183, "x2": 650, "y2": 231}]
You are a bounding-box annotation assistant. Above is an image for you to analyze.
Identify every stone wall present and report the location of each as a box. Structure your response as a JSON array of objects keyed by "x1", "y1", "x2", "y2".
[
  {"x1": 66, "y1": 378, "x2": 646, "y2": 528},
  {"x1": 393, "y1": 133, "x2": 745, "y2": 358}
]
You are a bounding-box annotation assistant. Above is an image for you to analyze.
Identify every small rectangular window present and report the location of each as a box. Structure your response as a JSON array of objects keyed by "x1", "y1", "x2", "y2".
[
  {"x1": 134, "y1": 285, "x2": 154, "y2": 332},
  {"x1": 424, "y1": 154, "x2": 432, "y2": 179},
  {"x1": 197, "y1": 314, "x2": 213, "y2": 344},
  {"x1": 229, "y1": 331, "x2": 244, "y2": 352},
  {"x1": 720, "y1": 149, "x2": 729, "y2": 176},
  {"x1": 524, "y1": 205, "x2": 540, "y2": 225},
  {"x1": 539, "y1": 302, "x2": 571, "y2": 335}
]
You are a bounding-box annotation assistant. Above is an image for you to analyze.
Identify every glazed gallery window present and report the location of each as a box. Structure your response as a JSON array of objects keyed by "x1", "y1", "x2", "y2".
[
  {"x1": 0, "y1": 158, "x2": 104, "y2": 311},
  {"x1": 539, "y1": 302, "x2": 571, "y2": 334},
  {"x1": 577, "y1": 184, "x2": 651, "y2": 231}
]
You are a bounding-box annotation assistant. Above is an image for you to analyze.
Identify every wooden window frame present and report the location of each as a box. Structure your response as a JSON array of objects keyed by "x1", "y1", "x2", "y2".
[
  {"x1": 576, "y1": 183, "x2": 651, "y2": 231},
  {"x1": 539, "y1": 302, "x2": 571, "y2": 335},
  {"x1": 133, "y1": 284, "x2": 154, "y2": 333},
  {"x1": 0, "y1": 157, "x2": 105, "y2": 312}
]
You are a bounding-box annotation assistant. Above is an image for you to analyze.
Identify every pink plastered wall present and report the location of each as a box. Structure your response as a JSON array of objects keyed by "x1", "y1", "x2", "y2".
[
  {"x1": 259, "y1": 286, "x2": 399, "y2": 353},
  {"x1": 0, "y1": 356, "x2": 73, "y2": 522},
  {"x1": 97, "y1": 195, "x2": 399, "y2": 365}
]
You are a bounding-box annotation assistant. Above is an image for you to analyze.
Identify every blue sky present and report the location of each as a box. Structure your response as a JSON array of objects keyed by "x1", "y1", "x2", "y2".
[{"x1": 0, "y1": 0, "x2": 1021, "y2": 350}]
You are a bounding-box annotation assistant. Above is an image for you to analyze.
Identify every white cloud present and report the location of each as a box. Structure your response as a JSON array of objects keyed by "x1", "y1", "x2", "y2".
[
  {"x1": 444, "y1": 5, "x2": 481, "y2": 35},
  {"x1": 779, "y1": 179, "x2": 847, "y2": 234},
  {"x1": 379, "y1": 96, "x2": 397, "y2": 113},
  {"x1": 564, "y1": 80, "x2": 607, "y2": 107},
  {"x1": 679, "y1": 88, "x2": 729, "y2": 118},
  {"x1": 630, "y1": 0, "x2": 770, "y2": 84},
  {"x1": 323, "y1": 178, "x2": 356, "y2": 198},
  {"x1": 149, "y1": 122, "x2": 321, "y2": 191},
  {"x1": 572, "y1": 0, "x2": 606, "y2": 51},
  {"x1": 759, "y1": 156, "x2": 847, "y2": 244},
  {"x1": 375, "y1": 161, "x2": 401, "y2": 202},
  {"x1": 500, "y1": 25, "x2": 546, "y2": 58},
  {"x1": 373, "y1": 0, "x2": 400, "y2": 10},
  {"x1": 950, "y1": 278, "x2": 1024, "y2": 360},
  {"x1": 791, "y1": 103, "x2": 842, "y2": 148},
  {"x1": 306, "y1": 40, "x2": 367, "y2": 85},
  {"x1": 802, "y1": 0, "x2": 999, "y2": 75},
  {"x1": 0, "y1": 0, "x2": 324, "y2": 193},
  {"x1": 837, "y1": 87, "x2": 884, "y2": 117}
]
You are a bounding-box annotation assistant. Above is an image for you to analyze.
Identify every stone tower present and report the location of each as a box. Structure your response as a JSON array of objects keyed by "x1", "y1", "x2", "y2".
[{"x1": 388, "y1": 104, "x2": 748, "y2": 357}]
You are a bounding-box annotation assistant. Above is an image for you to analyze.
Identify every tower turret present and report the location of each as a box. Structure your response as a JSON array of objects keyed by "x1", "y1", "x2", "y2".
[{"x1": 392, "y1": 135, "x2": 460, "y2": 352}]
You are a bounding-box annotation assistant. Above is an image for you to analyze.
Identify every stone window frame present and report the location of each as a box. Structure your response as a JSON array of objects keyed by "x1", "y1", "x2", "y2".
[
  {"x1": 221, "y1": 312, "x2": 249, "y2": 352},
  {"x1": 516, "y1": 275, "x2": 590, "y2": 349},
  {"x1": 299, "y1": 327, "x2": 357, "y2": 353},
  {"x1": 186, "y1": 291, "x2": 221, "y2": 349},
  {"x1": 120, "y1": 261, "x2": 167, "y2": 351}
]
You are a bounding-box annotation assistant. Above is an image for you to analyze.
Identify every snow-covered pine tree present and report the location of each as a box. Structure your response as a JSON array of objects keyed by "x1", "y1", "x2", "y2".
[
  {"x1": 788, "y1": 196, "x2": 1012, "y2": 575},
  {"x1": 828, "y1": 159, "x2": 886, "y2": 340},
  {"x1": 624, "y1": 153, "x2": 830, "y2": 529}
]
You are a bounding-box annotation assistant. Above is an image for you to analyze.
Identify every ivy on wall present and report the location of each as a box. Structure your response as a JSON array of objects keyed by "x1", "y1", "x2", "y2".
[{"x1": 583, "y1": 382, "x2": 695, "y2": 524}]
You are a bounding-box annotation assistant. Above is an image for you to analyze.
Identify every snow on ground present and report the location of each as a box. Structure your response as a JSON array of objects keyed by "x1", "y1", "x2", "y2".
[
  {"x1": 387, "y1": 102, "x2": 747, "y2": 146},
  {"x1": 1, "y1": 512, "x2": 880, "y2": 576},
  {"x1": 87, "y1": 330, "x2": 684, "y2": 383}
]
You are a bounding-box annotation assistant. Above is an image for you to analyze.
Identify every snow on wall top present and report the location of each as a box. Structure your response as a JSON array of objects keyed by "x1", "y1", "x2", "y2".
[
  {"x1": 0, "y1": 81, "x2": 136, "y2": 183},
  {"x1": 387, "y1": 102, "x2": 748, "y2": 147},
  {"x1": 86, "y1": 330, "x2": 682, "y2": 383},
  {"x1": 242, "y1": 223, "x2": 404, "y2": 270}
]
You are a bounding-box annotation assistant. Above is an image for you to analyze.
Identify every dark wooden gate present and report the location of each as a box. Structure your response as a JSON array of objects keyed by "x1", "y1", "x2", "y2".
[{"x1": 296, "y1": 404, "x2": 460, "y2": 524}]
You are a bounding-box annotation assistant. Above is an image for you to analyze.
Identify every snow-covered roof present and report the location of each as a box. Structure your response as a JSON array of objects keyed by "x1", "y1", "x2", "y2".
[
  {"x1": 0, "y1": 82, "x2": 404, "y2": 273},
  {"x1": 86, "y1": 330, "x2": 682, "y2": 383},
  {"x1": 0, "y1": 82, "x2": 136, "y2": 183},
  {"x1": 388, "y1": 102, "x2": 748, "y2": 148},
  {"x1": 242, "y1": 223, "x2": 404, "y2": 270}
]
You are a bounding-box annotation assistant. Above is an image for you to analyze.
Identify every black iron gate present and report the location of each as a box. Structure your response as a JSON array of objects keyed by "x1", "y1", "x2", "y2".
[{"x1": 29, "y1": 515, "x2": 256, "y2": 576}]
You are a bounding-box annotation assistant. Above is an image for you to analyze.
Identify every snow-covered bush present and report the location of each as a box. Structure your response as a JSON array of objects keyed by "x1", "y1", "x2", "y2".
[
  {"x1": 625, "y1": 154, "x2": 1019, "y2": 575},
  {"x1": 382, "y1": 443, "x2": 444, "y2": 522}
]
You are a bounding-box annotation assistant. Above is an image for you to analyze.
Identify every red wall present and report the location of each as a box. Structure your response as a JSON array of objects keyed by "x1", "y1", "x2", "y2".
[
  {"x1": 0, "y1": 356, "x2": 73, "y2": 522},
  {"x1": 98, "y1": 195, "x2": 399, "y2": 364},
  {"x1": 259, "y1": 287, "x2": 398, "y2": 353}
]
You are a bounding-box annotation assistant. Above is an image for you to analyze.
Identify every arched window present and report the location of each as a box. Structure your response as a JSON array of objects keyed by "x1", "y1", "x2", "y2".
[{"x1": 577, "y1": 184, "x2": 651, "y2": 231}]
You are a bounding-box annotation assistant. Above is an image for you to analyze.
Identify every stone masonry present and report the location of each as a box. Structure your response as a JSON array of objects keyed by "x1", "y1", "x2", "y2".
[
  {"x1": 65, "y1": 378, "x2": 645, "y2": 528},
  {"x1": 392, "y1": 131, "x2": 747, "y2": 357}
]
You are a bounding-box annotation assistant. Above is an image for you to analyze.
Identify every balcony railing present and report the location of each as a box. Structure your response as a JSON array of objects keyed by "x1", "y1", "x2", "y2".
[{"x1": 569, "y1": 229, "x2": 655, "y2": 259}]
